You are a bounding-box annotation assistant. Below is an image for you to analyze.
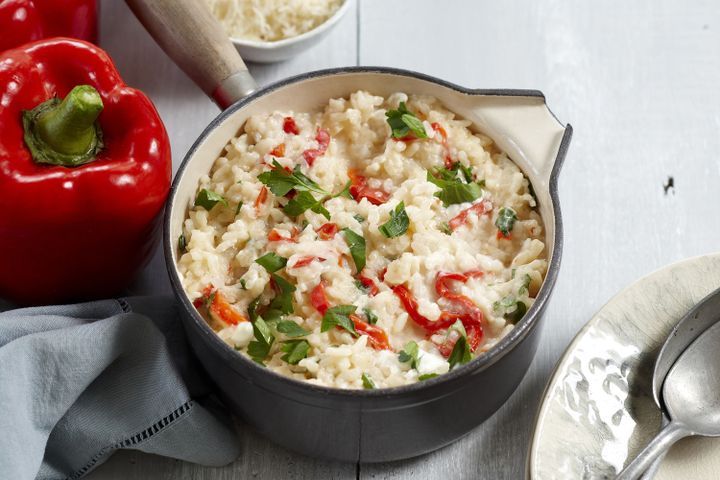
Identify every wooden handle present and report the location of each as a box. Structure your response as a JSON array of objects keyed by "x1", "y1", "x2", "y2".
[{"x1": 125, "y1": 0, "x2": 257, "y2": 108}]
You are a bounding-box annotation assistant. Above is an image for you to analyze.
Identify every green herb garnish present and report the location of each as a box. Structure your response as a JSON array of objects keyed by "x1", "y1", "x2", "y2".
[
  {"x1": 418, "y1": 373, "x2": 439, "y2": 381},
  {"x1": 321, "y1": 305, "x2": 358, "y2": 336},
  {"x1": 178, "y1": 234, "x2": 187, "y2": 253},
  {"x1": 276, "y1": 319, "x2": 309, "y2": 337},
  {"x1": 195, "y1": 188, "x2": 227, "y2": 210},
  {"x1": 280, "y1": 339, "x2": 310, "y2": 365},
  {"x1": 235, "y1": 201, "x2": 243, "y2": 216},
  {"x1": 257, "y1": 161, "x2": 328, "y2": 197},
  {"x1": 247, "y1": 317, "x2": 274, "y2": 365},
  {"x1": 268, "y1": 273, "x2": 296, "y2": 315},
  {"x1": 495, "y1": 207, "x2": 518, "y2": 237},
  {"x1": 283, "y1": 191, "x2": 330, "y2": 220},
  {"x1": 341, "y1": 228, "x2": 366, "y2": 272},
  {"x1": 378, "y1": 201, "x2": 410, "y2": 238},
  {"x1": 518, "y1": 274, "x2": 532, "y2": 296},
  {"x1": 255, "y1": 252, "x2": 288, "y2": 273},
  {"x1": 353, "y1": 214, "x2": 366, "y2": 223},
  {"x1": 362, "y1": 373, "x2": 376, "y2": 389},
  {"x1": 355, "y1": 279, "x2": 371, "y2": 294},
  {"x1": 427, "y1": 171, "x2": 483, "y2": 207},
  {"x1": 247, "y1": 296, "x2": 261, "y2": 322},
  {"x1": 440, "y1": 222, "x2": 452, "y2": 235},
  {"x1": 447, "y1": 320, "x2": 472, "y2": 369},
  {"x1": 493, "y1": 294, "x2": 528, "y2": 324},
  {"x1": 385, "y1": 102, "x2": 428, "y2": 139},
  {"x1": 363, "y1": 308, "x2": 378, "y2": 325},
  {"x1": 398, "y1": 340, "x2": 420, "y2": 369},
  {"x1": 239, "y1": 278, "x2": 247, "y2": 290}
]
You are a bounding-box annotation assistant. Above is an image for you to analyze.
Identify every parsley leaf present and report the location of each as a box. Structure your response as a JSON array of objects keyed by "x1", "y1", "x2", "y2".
[
  {"x1": 195, "y1": 189, "x2": 227, "y2": 210},
  {"x1": 378, "y1": 201, "x2": 410, "y2": 238},
  {"x1": 353, "y1": 214, "x2": 366, "y2": 223},
  {"x1": 418, "y1": 373, "x2": 439, "y2": 381},
  {"x1": 235, "y1": 201, "x2": 243, "y2": 216},
  {"x1": 247, "y1": 296, "x2": 261, "y2": 322},
  {"x1": 447, "y1": 320, "x2": 472, "y2": 369},
  {"x1": 276, "y1": 319, "x2": 309, "y2": 337},
  {"x1": 268, "y1": 273, "x2": 296, "y2": 315},
  {"x1": 495, "y1": 207, "x2": 518, "y2": 236},
  {"x1": 321, "y1": 305, "x2": 358, "y2": 336},
  {"x1": 362, "y1": 373, "x2": 376, "y2": 389},
  {"x1": 255, "y1": 253, "x2": 288, "y2": 273},
  {"x1": 518, "y1": 274, "x2": 532, "y2": 296},
  {"x1": 427, "y1": 171, "x2": 483, "y2": 207},
  {"x1": 398, "y1": 340, "x2": 420, "y2": 369},
  {"x1": 493, "y1": 294, "x2": 528, "y2": 324},
  {"x1": 440, "y1": 222, "x2": 452, "y2": 235},
  {"x1": 257, "y1": 161, "x2": 328, "y2": 197},
  {"x1": 178, "y1": 234, "x2": 187, "y2": 253},
  {"x1": 247, "y1": 317, "x2": 275, "y2": 365},
  {"x1": 333, "y1": 181, "x2": 353, "y2": 199},
  {"x1": 280, "y1": 339, "x2": 310, "y2": 365},
  {"x1": 283, "y1": 191, "x2": 330, "y2": 220},
  {"x1": 363, "y1": 308, "x2": 378, "y2": 325},
  {"x1": 341, "y1": 228, "x2": 366, "y2": 272},
  {"x1": 385, "y1": 102, "x2": 428, "y2": 139}
]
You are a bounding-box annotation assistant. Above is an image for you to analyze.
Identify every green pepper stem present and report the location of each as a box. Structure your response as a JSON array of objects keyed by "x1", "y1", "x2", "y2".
[
  {"x1": 23, "y1": 85, "x2": 105, "y2": 167},
  {"x1": 36, "y1": 85, "x2": 103, "y2": 155}
]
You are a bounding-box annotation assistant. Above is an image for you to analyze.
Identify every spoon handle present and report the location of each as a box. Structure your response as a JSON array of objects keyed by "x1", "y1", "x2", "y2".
[{"x1": 616, "y1": 422, "x2": 689, "y2": 480}]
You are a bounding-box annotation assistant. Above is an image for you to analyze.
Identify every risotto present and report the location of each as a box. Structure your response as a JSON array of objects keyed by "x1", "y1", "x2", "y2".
[
  {"x1": 178, "y1": 91, "x2": 547, "y2": 389},
  {"x1": 205, "y1": 0, "x2": 343, "y2": 42}
]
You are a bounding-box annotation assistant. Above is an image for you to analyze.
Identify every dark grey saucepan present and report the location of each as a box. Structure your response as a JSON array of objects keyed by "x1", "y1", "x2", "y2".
[{"x1": 125, "y1": 0, "x2": 572, "y2": 463}]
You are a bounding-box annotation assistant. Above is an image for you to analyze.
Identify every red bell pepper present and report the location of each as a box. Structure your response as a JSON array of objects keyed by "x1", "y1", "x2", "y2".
[
  {"x1": 0, "y1": 0, "x2": 97, "y2": 52},
  {"x1": 0, "y1": 38, "x2": 171, "y2": 305}
]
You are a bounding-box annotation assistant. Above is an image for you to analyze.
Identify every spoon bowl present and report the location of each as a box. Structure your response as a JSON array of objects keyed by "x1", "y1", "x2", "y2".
[{"x1": 617, "y1": 320, "x2": 720, "y2": 479}]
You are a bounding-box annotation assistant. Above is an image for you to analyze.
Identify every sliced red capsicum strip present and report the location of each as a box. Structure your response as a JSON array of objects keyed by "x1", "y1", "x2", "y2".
[
  {"x1": 0, "y1": 39, "x2": 170, "y2": 305},
  {"x1": 302, "y1": 128, "x2": 330, "y2": 166},
  {"x1": 0, "y1": 0, "x2": 97, "y2": 52},
  {"x1": 357, "y1": 273, "x2": 379, "y2": 296},
  {"x1": 195, "y1": 286, "x2": 248, "y2": 327},
  {"x1": 316, "y1": 222, "x2": 339, "y2": 240},
  {"x1": 350, "y1": 314, "x2": 391, "y2": 350},
  {"x1": 348, "y1": 169, "x2": 390, "y2": 206},
  {"x1": 311, "y1": 280, "x2": 390, "y2": 351},
  {"x1": 449, "y1": 199, "x2": 493, "y2": 231}
]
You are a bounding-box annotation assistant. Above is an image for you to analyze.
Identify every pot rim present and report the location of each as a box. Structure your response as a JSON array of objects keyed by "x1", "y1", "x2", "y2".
[{"x1": 164, "y1": 66, "x2": 573, "y2": 400}]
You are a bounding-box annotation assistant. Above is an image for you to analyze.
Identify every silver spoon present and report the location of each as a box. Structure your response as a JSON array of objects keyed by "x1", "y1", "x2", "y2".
[
  {"x1": 616, "y1": 320, "x2": 720, "y2": 479},
  {"x1": 640, "y1": 287, "x2": 720, "y2": 479}
]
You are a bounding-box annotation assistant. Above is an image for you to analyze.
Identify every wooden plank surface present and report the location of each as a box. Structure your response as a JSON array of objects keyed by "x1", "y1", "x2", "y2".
[{"x1": 89, "y1": 0, "x2": 720, "y2": 479}]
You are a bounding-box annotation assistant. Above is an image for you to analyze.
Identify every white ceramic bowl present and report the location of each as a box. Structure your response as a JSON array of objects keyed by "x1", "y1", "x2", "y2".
[{"x1": 228, "y1": 0, "x2": 353, "y2": 64}]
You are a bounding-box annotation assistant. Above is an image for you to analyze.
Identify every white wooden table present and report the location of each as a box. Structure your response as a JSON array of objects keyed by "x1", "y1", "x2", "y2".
[{"x1": 88, "y1": 0, "x2": 720, "y2": 478}]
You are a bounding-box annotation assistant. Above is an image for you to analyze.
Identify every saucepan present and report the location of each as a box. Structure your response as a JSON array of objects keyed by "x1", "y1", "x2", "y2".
[{"x1": 126, "y1": 0, "x2": 572, "y2": 463}]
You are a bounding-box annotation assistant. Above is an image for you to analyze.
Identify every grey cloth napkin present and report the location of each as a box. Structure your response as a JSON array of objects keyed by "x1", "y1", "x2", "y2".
[{"x1": 0, "y1": 297, "x2": 241, "y2": 480}]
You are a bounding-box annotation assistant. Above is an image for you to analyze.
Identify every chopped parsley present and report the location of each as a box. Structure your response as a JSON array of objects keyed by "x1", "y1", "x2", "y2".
[
  {"x1": 363, "y1": 308, "x2": 378, "y2": 325},
  {"x1": 255, "y1": 252, "x2": 288, "y2": 273},
  {"x1": 235, "y1": 201, "x2": 243, "y2": 216},
  {"x1": 353, "y1": 214, "x2": 366, "y2": 224},
  {"x1": 362, "y1": 373, "x2": 376, "y2": 389},
  {"x1": 341, "y1": 228, "x2": 366, "y2": 272},
  {"x1": 418, "y1": 373, "x2": 439, "y2": 381},
  {"x1": 378, "y1": 201, "x2": 410, "y2": 238},
  {"x1": 398, "y1": 340, "x2": 420, "y2": 369},
  {"x1": 280, "y1": 339, "x2": 310, "y2": 365},
  {"x1": 276, "y1": 320, "x2": 309, "y2": 337},
  {"x1": 385, "y1": 102, "x2": 428, "y2": 139},
  {"x1": 257, "y1": 161, "x2": 328, "y2": 197},
  {"x1": 247, "y1": 317, "x2": 274, "y2": 365},
  {"x1": 493, "y1": 294, "x2": 528, "y2": 324},
  {"x1": 283, "y1": 190, "x2": 330, "y2": 220},
  {"x1": 321, "y1": 305, "x2": 358, "y2": 336},
  {"x1": 178, "y1": 234, "x2": 187, "y2": 253},
  {"x1": 267, "y1": 274, "x2": 295, "y2": 315},
  {"x1": 495, "y1": 207, "x2": 518, "y2": 237},
  {"x1": 447, "y1": 321, "x2": 472, "y2": 369},
  {"x1": 355, "y1": 279, "x2": 372, "y2": 294},
  {"x1": 195, "y1": 188, "x2": 227, "y2": 210},
  {"x1": 427, "y1": 171, "x2": 483, "y2": 207}
]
